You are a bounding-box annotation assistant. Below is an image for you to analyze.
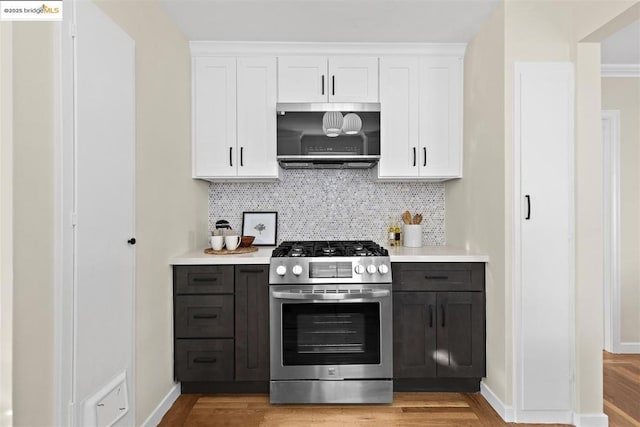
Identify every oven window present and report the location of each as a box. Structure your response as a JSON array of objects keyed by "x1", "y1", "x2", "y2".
[{"x1": 282, "y1": 302, "x2": 380, "y2": 365}]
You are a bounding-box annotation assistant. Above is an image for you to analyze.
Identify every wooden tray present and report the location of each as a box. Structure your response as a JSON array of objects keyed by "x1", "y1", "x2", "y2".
[{"x1": 204, "y1": 246, "x2": 259, "y2": 255}]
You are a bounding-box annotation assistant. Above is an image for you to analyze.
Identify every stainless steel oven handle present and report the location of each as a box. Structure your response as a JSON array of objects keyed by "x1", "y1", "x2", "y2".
[{"x1": 271, "y1": 290, "x2": 390, "y2": 300}]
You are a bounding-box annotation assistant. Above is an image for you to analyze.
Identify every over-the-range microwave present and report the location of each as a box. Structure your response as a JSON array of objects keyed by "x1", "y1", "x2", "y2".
[{"x1": 276, "y1": 103, "x2": 380, "y2": 169}]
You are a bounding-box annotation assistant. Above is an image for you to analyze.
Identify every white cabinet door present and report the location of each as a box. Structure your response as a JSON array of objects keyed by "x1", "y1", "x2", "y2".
[
  {"x1": 515, "y1": 62, "x2": 574, "y2": 420},
  {"x1": 329, "y1": 57, "x2": 379, "y2": 102},
  {"x1": 277, "y1": 56, "x2": 327, "y2": 102},
  {"x1": 237, "y1": 57, "x2": 278, "y2": 178},
  {"x1": 193, "y1": 57, "x2": 237, "y2": 178},
  {"x1": 418, "y1": 57, "x2": 462, "y2": 178},
  {"x1": 378, "y1": 57, "x2": 419, "y2": 178}
]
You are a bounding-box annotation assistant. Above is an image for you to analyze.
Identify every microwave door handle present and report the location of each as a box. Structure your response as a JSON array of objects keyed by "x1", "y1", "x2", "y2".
[{"x1": 272, "y1": 290, "x2": 390, "y2": 300}]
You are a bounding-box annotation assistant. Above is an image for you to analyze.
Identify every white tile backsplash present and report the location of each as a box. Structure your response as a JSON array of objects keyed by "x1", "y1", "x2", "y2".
[{"x1": 208, "y1": 169, "x2": 445, "y2": 245}]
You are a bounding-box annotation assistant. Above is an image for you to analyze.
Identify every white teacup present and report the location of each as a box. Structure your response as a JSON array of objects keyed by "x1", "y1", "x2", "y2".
[
  {"x1": 224, "y1": 235, "x2": 240, "y2": 251},
  {"x1": 210, "y1": 235, "x2": 225, "y2": 251}
]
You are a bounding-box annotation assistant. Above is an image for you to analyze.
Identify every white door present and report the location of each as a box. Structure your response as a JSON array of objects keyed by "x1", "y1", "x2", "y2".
[
  {"x1": 328, "y1": 57, "x2": 379, "y2": 102},
  {"x1": 193, "y1": 57, "x2": 237, "y2": 178},
  {"x1": 237, "y1": 57, "x2": 278, "y2": 178},
  {"x1": 277, "y1": 56, "x2": 327, "y2": 102},
  {"x1": 378, "y1": 57, "x2": 419, "y2": 178},
  {"x1": 418, "y1": 57, "x2": 462, "y2": 178},
  {"x1": 73, "y1": 2, "x2": 135, "y2": 426},
  {"x1": 514, "y1": 62, "x2": 574, "y2": 422}
]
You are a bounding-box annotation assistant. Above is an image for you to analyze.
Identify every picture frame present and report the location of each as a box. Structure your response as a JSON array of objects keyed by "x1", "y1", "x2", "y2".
[{"x1": 242, "y1": 211, "x2": 278, "y2": 246}]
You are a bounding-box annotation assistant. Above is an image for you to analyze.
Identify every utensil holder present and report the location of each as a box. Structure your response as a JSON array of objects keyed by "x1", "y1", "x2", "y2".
[{"x1": 403, "y1": 224, "x2": 422, "y2": 248}]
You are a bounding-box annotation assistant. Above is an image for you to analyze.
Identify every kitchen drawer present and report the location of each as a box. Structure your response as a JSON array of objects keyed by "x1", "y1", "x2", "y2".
[
  {"x1": 392, "y1": 263, "x2": 484, "y2": 292},
  {"x1": 174, "y1": 265, "x2": 234, "y2": 294},
  {"x1": 175, "y1": 295, "x2": 234, "y2": 338},
  {"x1": 175, "y1": 339, "x2": 234, "y2": 382}
]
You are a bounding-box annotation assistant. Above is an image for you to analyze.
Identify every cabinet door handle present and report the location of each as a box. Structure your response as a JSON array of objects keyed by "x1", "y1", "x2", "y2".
[
  {"x1": 229, "y1": 147, "x2": 233, "y2": 167},
  {"x1": 429, "y1": 305, "x2": 434, "y2": 328},
  {"x1": 193, "y1": 357, "x2": 217, "y2": 364},
  {"x1": 332, "y1": 75, "x2": 335, "y2": 96},
  {"x1": 425, "y1": 275, "x2": 448, "y2": 281},
  {"x1": 193, "y1": 314, "x2": 218, "y2": 320},
  {"x1": 321, "y1": 75, "x2": 325, "y2": 95},
  {"x1": 240, "y1": 146, "x2": 244, "y2": 167},
  {"x1": 413, "y1": 147, "x2": 417, "y2": 167},
  {"x1": 423, "y1": 147, "x2": 427, "y2": 167},
  {"x1": 440, "y1": 304, "x2": 446, "y2": 327},
  {"x1": 525, "y1": 195, "x2": 531, "y2": 220}
]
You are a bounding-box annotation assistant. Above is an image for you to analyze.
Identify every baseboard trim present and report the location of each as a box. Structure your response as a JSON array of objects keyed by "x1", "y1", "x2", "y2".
[
  {"x1": 480, "y1": 381, "x2": 514, "y2": 422},
  {"x1": 140, "y1": 383, "x2": 180, "y2": 427},
  {"x1": 616, "y1": 342, "x2": 640, "y2": 354},
  {"x1": 573, "y1": 412, "x2": 609, "y2": 427}
]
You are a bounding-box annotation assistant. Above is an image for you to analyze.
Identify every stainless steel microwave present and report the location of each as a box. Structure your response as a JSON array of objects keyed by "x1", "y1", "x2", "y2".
[{"x1": 276, "y1": 103, "x2": 381, "y2": 169}]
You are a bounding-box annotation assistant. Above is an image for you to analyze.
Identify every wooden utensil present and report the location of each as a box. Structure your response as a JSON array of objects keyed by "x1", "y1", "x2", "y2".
[{"x1": 402, "y1": 211, "x2": 412, "y2": 224}]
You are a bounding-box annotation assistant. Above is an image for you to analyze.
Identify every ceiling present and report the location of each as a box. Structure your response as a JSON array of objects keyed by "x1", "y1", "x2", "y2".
[
  {"x1": 160, "y1": 0, "x2": 500, "y2": 43},
  {"x1": 601, "y1": 20, "x2": 640, "y2": 64}
]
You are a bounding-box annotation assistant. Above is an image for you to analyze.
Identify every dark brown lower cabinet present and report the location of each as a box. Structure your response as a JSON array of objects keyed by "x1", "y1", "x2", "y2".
[
  {"x1": 392, "y1": 263, "x2": 485, "y2": 392},
  {"x1": 234, "y1": 265, "x2": 270, "y2": 381},
  {"x1": 173, "y1": 264, "x2": 269, "y2": 393}
]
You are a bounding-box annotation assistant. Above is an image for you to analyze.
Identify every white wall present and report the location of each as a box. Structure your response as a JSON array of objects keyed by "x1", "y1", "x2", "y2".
[
  {"x1": 93, "y1": 2, "x2": 208, "y2": 424},
  {"x1": 602, "y1": 77, "x2": 640, "y2": 345},
  {"x1": 11, "y1": 22, "x2": 56, "y2": 426},
  {"x1": 446, "y1": 1, "x2": 508, "y2": 405}
]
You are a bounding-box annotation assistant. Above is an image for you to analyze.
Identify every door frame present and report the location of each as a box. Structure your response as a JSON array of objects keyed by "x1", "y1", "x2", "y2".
[
  {"x1": 0, "y1": 21, "x2": 14, "y2": 427},
  {"x1": 511, "y1": 62, "x2": 576, "y2": 424},
  {"x1": 602, "y1": 110, "x2": 621, "y2": 353}
]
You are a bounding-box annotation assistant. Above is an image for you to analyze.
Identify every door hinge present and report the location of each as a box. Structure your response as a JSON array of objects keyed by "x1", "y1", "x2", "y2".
[
  {"x1": 69, "y1": 24, "x2": 77, "y2": 38},
  {"x1": 70, "y1": 212, "x2": 78, "y2": 227}
]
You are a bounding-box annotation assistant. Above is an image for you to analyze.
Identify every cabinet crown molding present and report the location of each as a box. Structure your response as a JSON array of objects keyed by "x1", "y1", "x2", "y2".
[{"x1": 190, "y1": 41, "x2": 466, "y2": 57}]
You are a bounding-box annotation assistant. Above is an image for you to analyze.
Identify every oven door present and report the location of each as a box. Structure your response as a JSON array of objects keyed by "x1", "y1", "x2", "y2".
[{"x1": 270, "y1": 284, "x2": 392, "y2": 381}]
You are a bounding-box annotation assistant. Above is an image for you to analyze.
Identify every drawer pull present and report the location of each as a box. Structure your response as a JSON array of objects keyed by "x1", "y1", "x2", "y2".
[
  {"x1": 441, "y1": 304, "x2": 446, "y2": 327},
  {"x1": 193, "y1": 314, "x2": 218, "y2": 320},
  {"x1": 191, "y1": 277, "x2": 218, "y2": 283},
  {"x1": 238, "y1": 268, "x2": 264, "y2": 274},
  {"x1": 425, "y1": 275, "x2": 449, "y2": 281},
  {"x1": 193, "y1": 357, "x2": 217, "y2": 364},
  {"x1": 428, "y1": 305, "x2": 434, "y2": 328}
]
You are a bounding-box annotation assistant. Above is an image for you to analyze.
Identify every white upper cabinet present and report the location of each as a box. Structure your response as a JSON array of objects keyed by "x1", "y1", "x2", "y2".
[
  {"x1": 193, "y1": 57, "x2": 237, "y2": 178},
  {"x1": 378, "y1": 56, "x2": 463, "y2": 180},
  {"x1": 278, "y1": 56, "x2": 379, "y2": 103},
  {"x1": 192, "y1": 56, "x2": 278, "y2": 181},
  {"x1": 236, "y1": 57, "x2": 278, "y2": 178}
]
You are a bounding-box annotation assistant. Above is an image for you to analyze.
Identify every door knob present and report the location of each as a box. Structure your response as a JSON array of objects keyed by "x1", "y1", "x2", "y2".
[{"x1": 127, "y1": 238, "x2": 136, "y2": 245}]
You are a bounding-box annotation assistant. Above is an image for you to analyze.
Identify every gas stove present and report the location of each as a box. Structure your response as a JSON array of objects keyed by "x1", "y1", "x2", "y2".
[{"x1": 269, "y1": 240, "x2": 391, "y2": 285}]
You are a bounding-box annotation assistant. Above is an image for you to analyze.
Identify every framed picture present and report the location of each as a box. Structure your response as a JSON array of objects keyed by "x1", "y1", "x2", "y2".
[{"x1": 242, "y1": 211, "x2": 278, "y2": 246}]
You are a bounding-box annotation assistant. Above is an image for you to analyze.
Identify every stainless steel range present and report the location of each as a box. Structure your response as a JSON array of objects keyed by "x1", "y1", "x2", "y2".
[{"x1": 269, "y1": 241, "x2": 393, "y2": 404}]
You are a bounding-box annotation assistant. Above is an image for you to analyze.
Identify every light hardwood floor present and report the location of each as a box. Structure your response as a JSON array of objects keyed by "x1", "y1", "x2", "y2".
[
  {"x1": 159, "y1": 352, "x2": 640, "y2": 427},
  {"x1": 158, "y1": 392, "x2": 566, "y2": 426},
  {"x1": 604, "y1": 350, "x2": 640, "y2": 427}
]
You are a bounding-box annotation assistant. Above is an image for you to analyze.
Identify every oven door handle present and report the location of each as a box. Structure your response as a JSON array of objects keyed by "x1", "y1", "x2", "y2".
[{"x1": 271, "y1": 290, "x2": 390, "y2": 300}]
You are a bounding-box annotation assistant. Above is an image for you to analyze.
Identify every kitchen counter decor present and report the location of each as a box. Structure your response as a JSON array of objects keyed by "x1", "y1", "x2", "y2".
[{"x1": 204, "y1": 246, "x2": 259, "y2": 255}]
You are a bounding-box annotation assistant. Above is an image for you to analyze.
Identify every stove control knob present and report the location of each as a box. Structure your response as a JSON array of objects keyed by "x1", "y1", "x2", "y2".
[
  {"x1": 366, "y1": 264, "x2": 377, "y2": 274},
  {"x1": 354, "y1": 265, "x2": 365, "y2": 274},
  {"x1": 292, "y1": 265, "x2": 303, "y2": 276},
  {"x1": 378, "y1": 264, "x2": 389, "y2": 275},
  {"x1": 275, "y1": 265, "x2": 287, "y2": 276}
]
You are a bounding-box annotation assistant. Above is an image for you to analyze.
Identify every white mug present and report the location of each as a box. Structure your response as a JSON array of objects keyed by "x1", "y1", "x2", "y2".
[
  {"x1": 210, "y1": 235, "x2": 225, "y2": 251},
  {"x1": 224, "y1": 235, "x2": 240, "y2": 251}
]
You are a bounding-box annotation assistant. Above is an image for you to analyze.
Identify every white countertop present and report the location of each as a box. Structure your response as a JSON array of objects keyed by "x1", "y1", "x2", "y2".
[
  {"x1": 170, "y1": 246, "x2": 276, "y2": 265},
  {"x1": 170, "y1": 245, "x2": 488, "y2": 265},
  {"x1": 388, "y1": 246, "x2": 489, "y2": 263}
]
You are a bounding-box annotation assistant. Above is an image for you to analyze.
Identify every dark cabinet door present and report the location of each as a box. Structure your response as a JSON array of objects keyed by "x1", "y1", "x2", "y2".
[
  {"x1": 393, "y1": 292, "x2": 437, "y2": 378},
  {"x1": 234, "y1": 265, "x2": 270, "y2": 381},
  {"x1": 436, "y1": 292, "x2": 485, "y2": 377}
]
